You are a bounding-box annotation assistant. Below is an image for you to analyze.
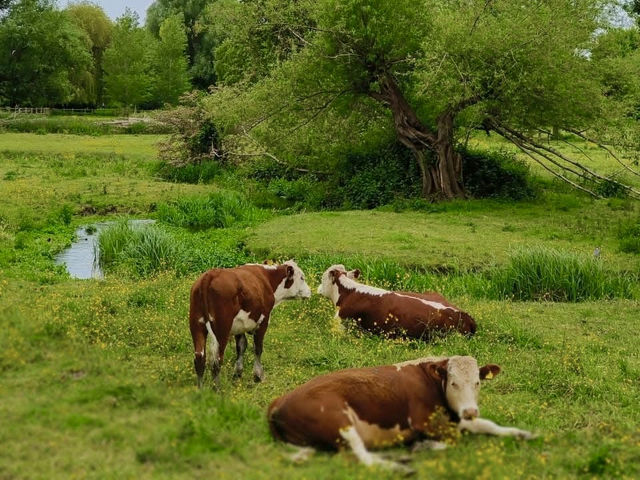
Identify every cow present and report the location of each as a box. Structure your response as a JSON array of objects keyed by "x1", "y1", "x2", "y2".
[
  {"x1": 189, "y1": 260, "x2": 312, "y2": 388},
  {"x1": 317, "y1": 265, "x2": 476, "y2": 339},
  {"x1": 268, "y1": 356, "x2": 534, "y2": 473}
]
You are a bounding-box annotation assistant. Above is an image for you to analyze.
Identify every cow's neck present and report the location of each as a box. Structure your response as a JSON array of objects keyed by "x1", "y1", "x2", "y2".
[
  {"x1": 259, "y1": 266, "x2": 288, "y2": 292},
  {"x1": 417, "y1": 363, "x2": 460, "y2": 423}
]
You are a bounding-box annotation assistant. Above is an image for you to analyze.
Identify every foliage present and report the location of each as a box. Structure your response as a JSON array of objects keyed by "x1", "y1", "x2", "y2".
[
  {"x1": 205, "y1": 0, "x2": 628, "y2": 199},
  {"x1": 152, "y1": 14, "x2": 191, "y2": 105},
  {"x1": 154, "y1": 159, "x2": 222, "y2": 184},
  {"x1": 0, "y1": 0, "x2": 92, "y2": 106},
  {"x1": 490, "y1": 246, "x2": 634, "y2": 302},
  {"x1": 66, "y1": 2, "x2": 113, "y2": 105},
  {"x1": 102, "y1": 10, "x2": 155, "y2": 109},
  {"x1": 146, "y1": 0, "x2": 214, "y2": 88},
  {"x1": 156, "y1": 191, "x2": 258, "y2": 230},
  {"x1": 157, "y1": 91, "x2": 221, "y2": 166},
  {"x1": 461, "y1": 148, "x2": 537, "y2": 200}
]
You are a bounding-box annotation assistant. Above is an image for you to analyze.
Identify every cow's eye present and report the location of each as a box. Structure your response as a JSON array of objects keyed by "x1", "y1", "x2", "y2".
[
  {"x1": 451, "y1": 382, "x2": 457, "y2": 388},
  {"x1": 475, "y1": 381, "x2": 480, "y2": 387}
]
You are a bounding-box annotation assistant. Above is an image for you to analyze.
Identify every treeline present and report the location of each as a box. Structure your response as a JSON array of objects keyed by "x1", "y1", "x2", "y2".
[{"x1": 0, "y1": 0, "x2": 192, "y2": 108}]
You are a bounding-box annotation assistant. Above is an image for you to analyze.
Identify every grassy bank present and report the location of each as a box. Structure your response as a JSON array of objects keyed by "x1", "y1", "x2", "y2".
[{"x1": 1, "y1": 130, "x2": 639, "y2": 479}]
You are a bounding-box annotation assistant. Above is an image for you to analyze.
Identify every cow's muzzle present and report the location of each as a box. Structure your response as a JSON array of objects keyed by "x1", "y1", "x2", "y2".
[{"x1": 462, "y1": 408, "x2": 479, "y2": 420}]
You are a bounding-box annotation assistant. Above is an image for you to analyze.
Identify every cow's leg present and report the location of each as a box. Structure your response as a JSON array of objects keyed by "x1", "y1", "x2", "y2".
[
  {"x1": 411, "y1": 440, "x2": 448, "y2": 452},
  {"x1": 233, "y1": 334, "x2": 247, "y2": 379},
  {"x1": 289, "y1": 446, "x2": 315, "y2": 463},
  {"x1": 458, "y1": 418, "x2": 534, "y2": 439},
  {"x1": 339, "y1": 426, "x2": 415, "y2": 475},
  {"x1": 206, "y1": 320, "x2": 231, "y2": 389},
  {"x1": 252, "y1": 320, "x2": 268, "y2": 383},
  {"x1": 190, "y1": 317, "x2": 207, "y2": 389}
]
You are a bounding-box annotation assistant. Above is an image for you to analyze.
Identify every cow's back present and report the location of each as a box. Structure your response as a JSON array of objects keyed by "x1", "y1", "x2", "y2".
[
  {"x1": 268, "y1": 366, "x2": 419, "y2": 449},
  {"x1": 189, "y1": 266, "x2": 274, "y2": 322}
]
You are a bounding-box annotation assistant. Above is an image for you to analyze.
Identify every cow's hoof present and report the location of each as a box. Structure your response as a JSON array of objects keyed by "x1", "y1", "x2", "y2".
[
  {"x1": 516, "y1": 429, "x2": 535, "y2": 440},
  {"x1": 253, "y1": 373, "x2": 265, "y2": 383},
  {"x1": 233, "y1": 370, "x2": 243, "y2": 380}
]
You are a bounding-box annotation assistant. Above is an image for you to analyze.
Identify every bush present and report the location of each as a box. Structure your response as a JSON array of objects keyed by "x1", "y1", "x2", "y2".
[
  {"x1": 156, "y1": 191, "x2": 256, "y2": 230},
  {"x1": 156, "y1": 92, "x2": 222, "y2": 167},
  {"x1": 338, "y1": 144, "x2": 420, "y2": 209},
  {"x1": 617, "y1": 217, "x2": 640, "y2": 254},
  {"x1": 461, "y1": 148, "x2": 537, "y2": 200},
  {"x1": 490, "y1": 246, "x2": 634, "y2": 301}
]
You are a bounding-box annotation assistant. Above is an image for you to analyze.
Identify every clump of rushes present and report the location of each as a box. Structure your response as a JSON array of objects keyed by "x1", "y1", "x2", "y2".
[
  {"x1": 98, "y1": 221, "x2": 177, "y2": 276},
  {"x1": 490, "y1": 246, "x2": 635, "y2": 301},
  {"x1": 156, "y1": 191, "x2": 257, "y2": 230}
]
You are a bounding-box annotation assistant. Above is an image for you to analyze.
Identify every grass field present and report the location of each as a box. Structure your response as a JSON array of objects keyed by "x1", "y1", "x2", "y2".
[{"x1": 1, "y1": 130, "x2": 639, "y2": 479}]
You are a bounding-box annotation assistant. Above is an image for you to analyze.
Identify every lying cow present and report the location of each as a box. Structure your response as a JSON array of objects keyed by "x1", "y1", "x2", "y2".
[
  {"x1": 268, "y1": 356, "x2": 533, "y2": 473},
  {"x1": 317, "y1": 265, "x2": 476, "y2": 339},
  {"x1": 189, "y1": 260, "x2": 312, "y2": 388}
]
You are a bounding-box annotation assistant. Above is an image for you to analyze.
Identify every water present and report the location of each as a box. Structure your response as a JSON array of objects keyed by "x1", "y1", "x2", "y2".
[{"x1": 55, "y1": 220, "x2": 154, "y2": 279}]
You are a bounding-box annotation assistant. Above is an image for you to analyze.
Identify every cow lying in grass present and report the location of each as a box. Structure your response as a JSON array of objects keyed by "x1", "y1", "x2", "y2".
[
  {"x1": 317, "y1": 265, "x2": 477, "y2": 339},
  {"x1": 268, "y1": 356, "x2": 534, "y2": 473},
  {"x1": 189, "y1": 260, "x2": 312, "y2": 388}
]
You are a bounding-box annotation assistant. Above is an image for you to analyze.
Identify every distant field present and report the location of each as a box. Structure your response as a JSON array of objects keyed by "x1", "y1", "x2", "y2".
[
  {"x1": 469, "y1": 133, "x2": 640, "y2": 189},
  {"x1": 1, "y1": 130, "x2": 639, "y2": 479},
  {"x1": 0, "y1": 133, "x2": 163, "y2": 160},
  {"x1": 248, "y1": 204, "x2": 640, "y2": 273}
]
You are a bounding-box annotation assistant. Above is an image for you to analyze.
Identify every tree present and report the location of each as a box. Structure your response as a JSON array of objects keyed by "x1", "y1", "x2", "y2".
[
  {"x1": 66, "y1": 2, "x2": 113, "y2": 105},
  {"x1": 152, "y1": 14, "x2": 191, "y2": 105},
  {"x1": 208, "y1": 0, "x2": 639, "y2": 199},
  {"x1": 0, "y1": 0, "x2": 92, "y2": 106},
  {"x1": 103, "y1": 10, "x2": 155, "y2": 110},
  {"x1": 147, "y1": 0, "x2": 216, "y2": 88}
]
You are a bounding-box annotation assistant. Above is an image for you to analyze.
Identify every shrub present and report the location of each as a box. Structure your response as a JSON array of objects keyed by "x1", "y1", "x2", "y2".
[
  {"x1": 156, "y1": 191, "x2": 256, "y2": 230},
  {"x1": 490, "y1": 246, "x2": 634, "y2": 301},
  {"x1": 156, "y1": 92, "x2": 222, "y2": 167},
  {"x1": 338, "y1": 144, "x2": 420, "y2": 209},
  {"x1": 617, "y1": 217, "x2": 640, "y2": 254},
  {"x1": 461, "y1": 148, "x2": 537, "y2": 200}
]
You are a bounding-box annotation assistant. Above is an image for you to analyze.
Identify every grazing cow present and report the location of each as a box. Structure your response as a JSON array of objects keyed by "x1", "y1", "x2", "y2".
[
  {"x1": 317, "y1": 265, "x2": 476, "y2": 339},
  {"x1": 268, "y1": 356, "x2": 533, "y2": 473},
  {"x1": 189, "y1": 260, "x2": 312, "y2": 388}
]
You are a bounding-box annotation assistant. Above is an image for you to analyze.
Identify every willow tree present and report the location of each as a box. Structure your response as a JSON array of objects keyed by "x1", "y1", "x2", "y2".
[{"x1": 208, "y1": 0, "x2": 639, "y2": 199}]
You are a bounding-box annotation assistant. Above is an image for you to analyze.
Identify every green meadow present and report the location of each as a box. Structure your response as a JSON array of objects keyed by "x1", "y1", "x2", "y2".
[{"x1": 1, "y1": 130, "x2": 639, "y2": 479}]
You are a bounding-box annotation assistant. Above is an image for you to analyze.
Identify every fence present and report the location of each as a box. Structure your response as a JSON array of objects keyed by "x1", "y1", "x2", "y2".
[{"x1": 3, "y1": 106, "x2": 51, "y2": 115}]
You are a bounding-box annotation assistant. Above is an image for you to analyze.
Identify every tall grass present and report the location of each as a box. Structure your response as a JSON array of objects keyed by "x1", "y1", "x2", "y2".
[
  {"x1": 0, "y1": 116, "x2": 169, "y2": 135},
  {"x1": 156, "y1": 191, "x2": 259, "y2": 230},
  {"x1": 490, "y1": 246, "x2": 635, "y2": 301},
  {"x1": 98, "y1": 221, "x2": 177, "y2": 276}
]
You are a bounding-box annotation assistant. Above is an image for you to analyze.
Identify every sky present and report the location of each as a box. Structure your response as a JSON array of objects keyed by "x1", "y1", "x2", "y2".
[{"x1": 62, "y1": 0, "x2": 155, "y2": 23}]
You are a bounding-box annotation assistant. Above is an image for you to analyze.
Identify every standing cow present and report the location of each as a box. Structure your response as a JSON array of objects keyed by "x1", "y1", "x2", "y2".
[
  {"x1": 268, "y1": 356, "x2": 534, "y2": 473},
  {"x1": 189, "y1": 260, "x2": 312, "y2": 388},
  {"x1": 317, "y1": 265, "x2": 476, "y2": 339}
]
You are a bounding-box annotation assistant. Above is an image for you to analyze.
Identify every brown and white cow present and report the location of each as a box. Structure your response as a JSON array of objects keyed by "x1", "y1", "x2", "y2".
[
  {"x1": 317, "y1": 265, "x2": 476, "y2": 339},
  {"x1": 189, "y1": 260, "x2": 312, "y2": 388},
  {"x1": 268, "y1": 356, "x2": 534, "y2": 473}
]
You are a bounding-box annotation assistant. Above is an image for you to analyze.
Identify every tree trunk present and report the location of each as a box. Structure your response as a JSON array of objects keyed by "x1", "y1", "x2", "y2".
[{"x1": 373, "y1": 75, "x2": 464, "y2": 199}]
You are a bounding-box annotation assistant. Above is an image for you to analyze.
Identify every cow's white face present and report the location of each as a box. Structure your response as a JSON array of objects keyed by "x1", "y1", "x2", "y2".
[
  {"x1": 317, "y1": 265, "x2": 360, "y2": 304},
  {"x1": 430, "y1": 356, "x2": 500, "y2": 421},
  {"x1": 274, "y1": 260, "x2": 312, "y2": 304}
]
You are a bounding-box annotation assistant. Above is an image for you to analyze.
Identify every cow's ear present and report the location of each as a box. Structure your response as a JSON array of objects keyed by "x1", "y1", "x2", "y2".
[
  {"x1": 350, "y1": 269, "x2": 361, "y2": 279},
  {"x1": 427, "y1": 360, "x2": 448, "y2": 382},
  {"x1": 263, "y1": 259, "x2": 272, "y2": 265},
  {"x1": 479, "y1": 364, "x2": 501, "y2": 380},
  {"x1": 286, "y1": 265, "x2": 295, "y2": 279},
  {"x1": 329, "y1": 269, "x2": 340, "y2": 283}
]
